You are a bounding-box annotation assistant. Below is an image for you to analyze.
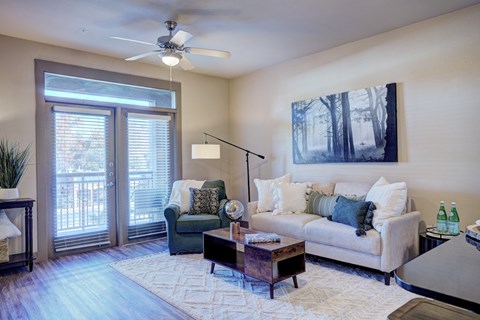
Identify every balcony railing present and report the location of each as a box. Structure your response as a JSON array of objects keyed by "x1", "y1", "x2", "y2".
[{"x1": 55, "y1": 171, "x2": 167, "y2": 235}]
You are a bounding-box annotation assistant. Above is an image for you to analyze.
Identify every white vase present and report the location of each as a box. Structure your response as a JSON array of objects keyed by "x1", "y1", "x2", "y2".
[{"x1": 0, "y1": 188, "x2": 19, "y2": 200}]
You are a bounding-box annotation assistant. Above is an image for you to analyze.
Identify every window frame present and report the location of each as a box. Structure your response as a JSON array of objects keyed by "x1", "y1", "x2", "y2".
[{"x1": 35, "y1": 60, "x2": 182, "y2": 261}]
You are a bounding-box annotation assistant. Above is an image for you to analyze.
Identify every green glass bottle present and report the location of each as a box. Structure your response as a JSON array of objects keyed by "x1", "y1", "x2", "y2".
[
  {"x1": 436, "y1": 201, "x2": 448, "y2": 233},
  {"x1": 447, "y1": 202, "x2": 460, "y2": 235}
]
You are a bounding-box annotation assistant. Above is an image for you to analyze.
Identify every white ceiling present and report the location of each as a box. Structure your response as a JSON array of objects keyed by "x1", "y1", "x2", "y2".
[{"x1": 1, "y1": 0, "x2": 479, "y2": 79}]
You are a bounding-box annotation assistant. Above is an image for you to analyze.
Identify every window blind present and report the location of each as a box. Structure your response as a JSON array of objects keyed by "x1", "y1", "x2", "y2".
[
  {"x1": 127, "y1": 113, "x2": 171, "y2": 239},
  {"x1": 52, "y1": 106, "x2": 111, "y2": 252}
]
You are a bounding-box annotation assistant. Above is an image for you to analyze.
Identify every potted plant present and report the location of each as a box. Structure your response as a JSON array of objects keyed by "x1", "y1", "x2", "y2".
[{"x1": 0, "y1": 138, "x2": 31, "y2": 200}]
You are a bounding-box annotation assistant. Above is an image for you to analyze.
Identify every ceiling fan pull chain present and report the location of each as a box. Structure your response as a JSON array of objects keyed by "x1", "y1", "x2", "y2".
[{"x1": 169, "y1": 66, "x2": 173, "y2": 91}]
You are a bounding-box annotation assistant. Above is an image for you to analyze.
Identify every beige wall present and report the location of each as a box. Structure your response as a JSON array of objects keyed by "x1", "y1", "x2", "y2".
[
  {"x1": 230, "y1": 6, "x2": 480, "y2": 229},
  {"x1": 0, "y1": 34, "x2": 230, "y2": 255},
  {"x1": 2, "y1": 5, "x2": 479, "y2": 256}
]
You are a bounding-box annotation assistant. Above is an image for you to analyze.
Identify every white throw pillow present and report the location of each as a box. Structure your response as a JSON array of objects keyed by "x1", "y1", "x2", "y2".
[
  {"x1": 168, "y1": 180, "x2": 205, "y2": 213},
  {"x1": 254, "y1": 173, "x2": 292, "y2": 212},
  {"x1": 0, "y1": 210, "x2": 21, "y2": 239},
  {"x1": 272, "y1": 182, "x2": 308, "y2": 215},
  {"x1": 179, "y1": 189, "x2": 191, "y2": 213},
  {"x1": 366, "y1": 177, "x2": 407, "y2": 232}
]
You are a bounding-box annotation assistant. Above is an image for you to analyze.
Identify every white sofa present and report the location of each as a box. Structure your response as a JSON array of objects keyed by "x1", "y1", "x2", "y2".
[{"x1": 247, "y1": 180, "x2": 421, "y2": 285}]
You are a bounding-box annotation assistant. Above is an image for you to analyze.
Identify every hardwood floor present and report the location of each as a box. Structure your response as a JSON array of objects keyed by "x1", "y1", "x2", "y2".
[{"x1": 0, "y1": 239, "x2": 193, "y2": 320}]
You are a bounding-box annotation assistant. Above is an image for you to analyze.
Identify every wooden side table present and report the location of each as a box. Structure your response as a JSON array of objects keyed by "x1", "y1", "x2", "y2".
[{"x1": 0, "y1": 198, "x2": 35, "y2": 272}]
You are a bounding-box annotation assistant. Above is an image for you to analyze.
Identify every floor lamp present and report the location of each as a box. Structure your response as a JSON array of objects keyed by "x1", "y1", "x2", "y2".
[{"x1": 191, "y1": 132, "x2": 265, "y2": 202}]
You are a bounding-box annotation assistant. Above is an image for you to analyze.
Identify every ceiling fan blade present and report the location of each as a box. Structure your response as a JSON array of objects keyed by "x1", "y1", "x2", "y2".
[
  {"x1": 185, "y1": 47, "x2": 231, "y2": 58},
  {"x1": 170, "y1": 30, "x2": 193, "y2": 47},
  {"x1": 179, "y1": 56, "x2": 194, "y2": 70},
  {"x1": 110, "y1": 36, "x2": 156, "y2": 46},
  {"x1": 125, "y1": 50, "x2": 161, "y2": 61}
]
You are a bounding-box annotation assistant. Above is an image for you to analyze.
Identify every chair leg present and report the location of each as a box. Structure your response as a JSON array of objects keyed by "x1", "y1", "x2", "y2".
[{"x1": 384, "y1": 272, "x2": 391, "y2": 285}]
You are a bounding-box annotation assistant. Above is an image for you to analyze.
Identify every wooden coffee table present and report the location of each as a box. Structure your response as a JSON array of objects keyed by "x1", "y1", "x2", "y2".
[{"x1": 203, "y1": 227, "x2": 305, "y2": 299}]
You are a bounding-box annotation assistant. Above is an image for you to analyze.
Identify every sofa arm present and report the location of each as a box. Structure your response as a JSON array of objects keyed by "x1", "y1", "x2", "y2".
[
  {"x1": 164, "y1": 204, "x2": 180, "y2": 227},
  {"x1": 380, "y1": 211, "x2": 421, "y2": 273},
  {"x1": 245, "y1": 201, "x2": 258, "y2": 223}
]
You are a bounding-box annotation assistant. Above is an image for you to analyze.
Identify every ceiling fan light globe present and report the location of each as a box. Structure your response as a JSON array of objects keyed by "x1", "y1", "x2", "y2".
[{"x1": 160, "y1": 52, "x2": 182, "y2": 67}]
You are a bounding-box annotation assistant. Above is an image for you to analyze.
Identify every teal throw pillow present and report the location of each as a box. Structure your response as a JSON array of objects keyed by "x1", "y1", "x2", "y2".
[
  {"x1": 328, "y1": 196, "x2": 376, "y2": 236},
  {"x1": 188, "y1": 188, "x2": 220, "y2": 215}
]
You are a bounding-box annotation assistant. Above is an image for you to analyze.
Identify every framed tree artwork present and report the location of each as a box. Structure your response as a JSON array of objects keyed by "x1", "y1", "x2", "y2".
[{"x1": 291, "y1": 83, "x2": 397, "y2": 163}]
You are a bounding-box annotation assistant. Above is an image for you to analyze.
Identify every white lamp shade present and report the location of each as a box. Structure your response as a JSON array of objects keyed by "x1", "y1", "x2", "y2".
[{"x1": 192, "y1": 144, "x2": 220, "y2": 159}]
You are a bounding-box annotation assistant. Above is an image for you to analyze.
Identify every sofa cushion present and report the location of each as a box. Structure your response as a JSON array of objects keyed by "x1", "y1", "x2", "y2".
[
  {"x1": 254, "y1": 173, "x2": 292, "y2": 212},
  {"x1": 307, "y1": 192, "x2": 339, "y2": 217},
  {"x1": 334, "y1": 182, "x2": 371, "y2": 198},
  {"x1": 251, "y1": 212, "x2": 319, "y2": 239},
  {"x1": 303, "y1": 218, "x2": 381, "y2": 256},
  {"x1": 176, "y1": 214, "x2": 221, "y2": 233},
  {"x1": 311, "y1": 182, "x2": 335, "y2": 195}
]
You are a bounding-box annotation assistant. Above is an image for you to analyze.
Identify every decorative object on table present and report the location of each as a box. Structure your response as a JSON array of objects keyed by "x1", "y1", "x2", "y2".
[
  {"x1": 291, "y1": 83, "x2": 397, "y2": 164},
  {"x1": 0, "y1": 209, "x2": 22, "y2": 238},
  {"x1": 436, "y1": 200, "x2": 448, "y2": 233},
  {"x1": 0, "y1": 198, "x2": 35, "y2": 272},
  {"x1": 244, "y1": 233, "x2": 281, "y2": 244},
  {"x1": 425, "y1": 226, "x2": 456, "y2": 239},
  {"x1": 0, "y1": 138, "x2": 31, "y2": 200},
  {"x1": 447, "y1": 202, "x2": 460, "y2": 235},
  {"x1": 465, "y1": 237, "x2": 480, "y2": 253},
  {"x1": 0, "y1": 238, "x2": 9, "y2": 263},
  {"x1": 224, "y1": 199, "x2": 244, "y2": 234},
  {"x1": 191, "y1": 132, "x2": 265, "y2": 202},
  {"x1": 465, "y1": 224, "x2": 480, "y2": 241},
  {"x1": 465, "y1": 233, "x2": 480, "y2": 252}
]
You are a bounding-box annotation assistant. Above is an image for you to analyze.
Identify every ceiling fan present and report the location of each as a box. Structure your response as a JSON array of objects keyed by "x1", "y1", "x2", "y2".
[{"x1": 111, "y1": 21, "x2": 230, "y2": 70}]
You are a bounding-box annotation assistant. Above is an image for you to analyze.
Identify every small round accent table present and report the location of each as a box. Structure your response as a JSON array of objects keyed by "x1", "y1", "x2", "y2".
[{"x1": 419, "y1": 227, "x2": 458, "y2": 254}]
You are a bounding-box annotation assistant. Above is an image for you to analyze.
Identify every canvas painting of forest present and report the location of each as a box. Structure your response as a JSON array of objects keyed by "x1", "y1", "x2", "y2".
[{"x1": 291, "y1": 83, "x2": 397, "y2": 163}]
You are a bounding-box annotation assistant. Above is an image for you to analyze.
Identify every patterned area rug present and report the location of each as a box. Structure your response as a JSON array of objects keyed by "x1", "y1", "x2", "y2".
[{"x1": 110, "y1": 253, "x2": 417, "y2": 320}]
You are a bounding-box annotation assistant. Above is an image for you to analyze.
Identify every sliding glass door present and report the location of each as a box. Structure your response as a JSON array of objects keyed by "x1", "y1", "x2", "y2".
[
  {"x1": 51, "y1": 107, "x2": 174, "y2": 253},
  {"x1": 52, "y1": 106, "x2": 116, "y2": 252},
  {"x1": 126, "y1": 113, "x2": 172, "y2": 239}
]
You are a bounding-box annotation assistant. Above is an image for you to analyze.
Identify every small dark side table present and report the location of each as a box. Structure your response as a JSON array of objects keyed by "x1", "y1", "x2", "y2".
[
  {"x1": 419, "y1": 227, "x2": 457, "y2": 254},
  {"x1": 0, "y1": 198, "x2": 35, "y2": 272}
]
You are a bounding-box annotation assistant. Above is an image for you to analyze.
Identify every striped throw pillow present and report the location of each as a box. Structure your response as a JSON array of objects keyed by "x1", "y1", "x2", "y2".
[{"x1": 307, "y1": 192, "x2": 339, "y2": 217}]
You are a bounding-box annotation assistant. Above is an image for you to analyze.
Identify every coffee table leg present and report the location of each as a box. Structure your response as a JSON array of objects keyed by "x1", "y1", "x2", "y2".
[
  {"x1": 293, "y1": 275, "x2": 298, "y2": 288},
  {"x1": 210, "y1": 262, "x2": 215, "y2": 274},
  {"x1": 270, "y1": 284, "x2": 274, "y2": 299}
]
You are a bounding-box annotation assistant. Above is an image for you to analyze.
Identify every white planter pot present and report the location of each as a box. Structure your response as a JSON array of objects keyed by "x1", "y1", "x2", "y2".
[{"x1": 0, "y1": 188, "x2": 19, "y2": 200}]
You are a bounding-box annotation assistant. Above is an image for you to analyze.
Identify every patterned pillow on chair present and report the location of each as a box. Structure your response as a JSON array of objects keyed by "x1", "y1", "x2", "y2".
[{"x1": 188, "y1": 188, "x2": 220, "y2": 215}]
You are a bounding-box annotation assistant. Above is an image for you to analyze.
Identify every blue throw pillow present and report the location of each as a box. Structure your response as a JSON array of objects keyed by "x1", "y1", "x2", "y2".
[{"x1": 327, "y1": 196, "x2": 376, "y2": 237}]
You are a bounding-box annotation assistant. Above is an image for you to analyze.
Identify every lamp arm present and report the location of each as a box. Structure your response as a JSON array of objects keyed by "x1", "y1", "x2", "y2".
[{"x1": 203, "y1": 132, "x2": 265, "y2": 159}]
